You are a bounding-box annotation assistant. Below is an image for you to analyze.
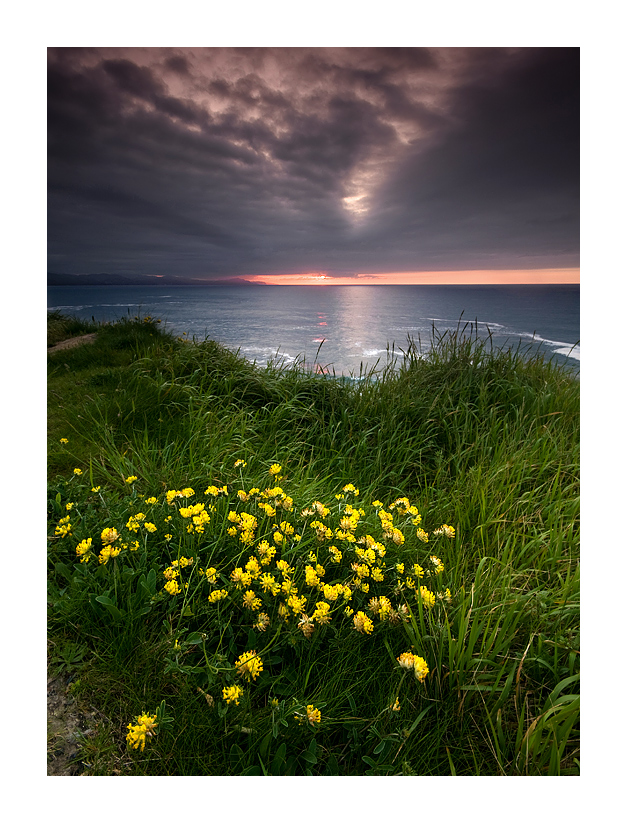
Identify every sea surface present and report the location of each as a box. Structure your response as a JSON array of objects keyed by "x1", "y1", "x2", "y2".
[{"x1": 48, "y1": 284, "x2": 580, "y2": 376}]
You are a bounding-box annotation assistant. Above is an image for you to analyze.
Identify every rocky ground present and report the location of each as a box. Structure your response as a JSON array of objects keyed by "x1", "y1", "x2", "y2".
[{"x1": 47, "y1": 674, "x2": 98, "y2": 776}]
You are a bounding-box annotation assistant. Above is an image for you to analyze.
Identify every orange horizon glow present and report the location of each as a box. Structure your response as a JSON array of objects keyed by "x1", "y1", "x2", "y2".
[{"x1": 243, "y1": 269, "x2": 580, "y2": 286}]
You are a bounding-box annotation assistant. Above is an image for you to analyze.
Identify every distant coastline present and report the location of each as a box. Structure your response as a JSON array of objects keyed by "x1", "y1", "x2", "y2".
[
  {"x1": 48, "y1": 273, "x2": 581, "y2": 289},
  {"x1": 47, "y1": 273, "x2": 263, "y2": 287}
]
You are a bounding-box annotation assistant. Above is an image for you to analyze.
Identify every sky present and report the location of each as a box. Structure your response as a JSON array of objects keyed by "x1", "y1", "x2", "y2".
[{"x1": 48, "y1": 46, "x2": 579, "y2": 284}]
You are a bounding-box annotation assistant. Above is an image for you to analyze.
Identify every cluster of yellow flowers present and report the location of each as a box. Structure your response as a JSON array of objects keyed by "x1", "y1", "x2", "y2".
[
  {"x1": 295, "y1": 705, "x2": 322, "y2": 726},
  {"x1": 235, "y1": 650, "x2": 264, "y2": 681},
  {"x1": 126, "y1": 711, "x2": 158, "y2": 752},
  {"x1": 62, "y1": 460, "x2": 458, "y2": 723},
  {"x1": 397, "y1": 651, "x2": 430, "y2": 683}
]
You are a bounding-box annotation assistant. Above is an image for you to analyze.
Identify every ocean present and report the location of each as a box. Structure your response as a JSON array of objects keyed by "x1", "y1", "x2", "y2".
[{"x1": 47, "y1": 284, "x2": 580, "y2": 376}]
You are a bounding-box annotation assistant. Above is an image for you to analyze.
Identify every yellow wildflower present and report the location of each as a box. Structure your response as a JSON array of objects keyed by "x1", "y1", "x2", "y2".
[
  {"x1": 434, "y1": 524, "x2": 455, "y2": 538},
  {"x1": 430, "y1": 556, "x2": 444, "y2": 575},
  {"x1": 75, "y1": 537, "x2": 92, "y2": 562},
  {"x1": 276, "y1": 559, "x2": 294, "y2": 577},
  {"x1": 55, "y1": 516, "x2": 72, "y2": 538},
  {"x1": 298, "y1": 614, "x2": 315, "y2": 638},
  {"x1": 242, "y1": 590, "x2": 262, "y2": 611},
  {"x1": 295, "y1": 705, "x2": 322, "y2": 726},
  {"x1": 328, "y1": 545, "x2": 342, "y2": 563},
  {"x1": 312, "y1": 601, "x2": 332, "y2": 624},
  {"x1": 164, "y1": 579, "x2": 181, "y2": 595},
  {"x1": 353, "y1": 611, "x2": 374, "y2": 635},
  {"x1": 208, "y1": 589, "x2": 229, "y2": 603},
  {"x1": 413, "y1": 563, "x2": 425, "y2": 578},
  {"x1": 222, "y1": 685, "x2": 243, "y2": 705},
  {"x1": 101, "y1": 527, "x2": 119, "y2": 544},
  {"x1": 287, "y1": 594, "x2": 307, "y2": 615},
  {"x1": 126, "y1": 712, "x2": 158, "y2": 752},
  {"x1": 254, "y1": 613, "x2": 270, "y2": 632},
  {"x1": 312, "y1": 501, "x2": 329, "y2": 517},
  {"x1": 391, "y1": 528, "x2": 405, "y2": 545},
  {"x1": 305, "y1": 565, "x2": 320, "y2": 587},
  {"x1": 125, "y1": 475, "x2": 138, "y2": 484},
  {"x1": 420, "y1": 586, "x2": 436, "y2": 608},
  {"x1": 245, "y1": 556, "x2": 262, "y2": 579},
  {"x1": 256, "y1": 540, "x2": 276, "y2": 565},
  {"x1": 413, "y1": 656, "x2": 430, "y2": 683},
  {"x1": 235, "y1": 650, "x2": 263, "y2": 681},
  {"x1": 397, "y1": 651, "x2": 415, "y2": 670},
  {"x1": 260, "y1": 572, "x2": 280, "y2": 595},
  {"x1": 98, "y1": 545, "x2": 121, "y2": 564}
]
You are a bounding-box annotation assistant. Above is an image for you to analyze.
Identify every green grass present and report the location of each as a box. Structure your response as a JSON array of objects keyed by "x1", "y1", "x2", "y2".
[{"x1": 47, "y1": 312, "x2": 579, "y2": 776}]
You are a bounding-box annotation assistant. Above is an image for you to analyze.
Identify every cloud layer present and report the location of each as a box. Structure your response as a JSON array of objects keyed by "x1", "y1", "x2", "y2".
[{"x1": 48, "y1": 47, "x2": 579, "y2": 278}]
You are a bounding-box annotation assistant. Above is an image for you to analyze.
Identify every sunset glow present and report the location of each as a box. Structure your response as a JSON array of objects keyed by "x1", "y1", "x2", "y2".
[{"x1": 245, "y1": 269, "x2": 580, "y2": 286}]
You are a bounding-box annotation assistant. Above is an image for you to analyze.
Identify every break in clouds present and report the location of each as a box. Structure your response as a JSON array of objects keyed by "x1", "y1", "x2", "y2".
[{"x1": 48, "y1": 47, "x2": 579, "y2": 278}]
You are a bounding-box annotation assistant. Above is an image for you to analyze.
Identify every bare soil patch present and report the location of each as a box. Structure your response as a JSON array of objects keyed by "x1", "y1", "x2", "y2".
[{"x1": 47, "y1": 674, "x2": 99, "y2": 775}]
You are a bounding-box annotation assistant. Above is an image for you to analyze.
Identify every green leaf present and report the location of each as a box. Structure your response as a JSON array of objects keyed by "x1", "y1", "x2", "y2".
[
  {"x1": 147, "y1": 568, "x2": 156, "y2": 594},
  {"x1": 325, "y1": 754, "x2": 339, "y2": 775},
  {"x1": 270, "y1": 743, "x2": 287, "y2": 775},
  {"x1": 258, "y1": 730, "x2": 273, "y2": 759},
  {"x1": 300, "y1": 748, "x2": 318, "y2": 765},
  {"x1": 94, "y1": 595, "x2": 125, "y2": 620},
  {"x1": 229, "y1": 743, "x2": 244, "y2": 767},
  {"x1": 54, "y1": 562, "x2": 72, "y2": 581},
  {"x1": 406, "y1": 704, "x2": 432, "y2": 737},
  {"x1": 373, "y1": 738, "x2": 390, "y2": 756}
]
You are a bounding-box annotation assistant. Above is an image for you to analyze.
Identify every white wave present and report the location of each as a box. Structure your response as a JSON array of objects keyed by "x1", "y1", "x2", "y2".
[
  {"x1": 239, "y1": 345, "x2": 298, "y2": 364},
  {"x1": 552, "y1": 344, "x2": 580, "y2": 361},
  {"x1": 516, "y1": 331, "x2": 573, "y2": 346}
]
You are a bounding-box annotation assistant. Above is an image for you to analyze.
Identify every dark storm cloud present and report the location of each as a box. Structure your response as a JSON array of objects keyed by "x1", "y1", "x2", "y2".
[{"x1": 47, "y1": 47, "x2": 579, "y2": 277}]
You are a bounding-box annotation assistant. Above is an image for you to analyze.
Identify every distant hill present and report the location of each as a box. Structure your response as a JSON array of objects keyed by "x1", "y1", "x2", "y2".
[{"x1": 47, "y1": 273, "x2": 263, "y2": 286}]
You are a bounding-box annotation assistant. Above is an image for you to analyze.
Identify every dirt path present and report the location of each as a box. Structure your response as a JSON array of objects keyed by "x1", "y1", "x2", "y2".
[{"x1": 48, "y1": 333, "x2": 98, "y2": 354}]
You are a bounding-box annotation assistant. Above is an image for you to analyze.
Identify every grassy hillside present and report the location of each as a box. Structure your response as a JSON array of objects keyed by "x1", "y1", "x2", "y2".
[{"x1": 47, "y1": 313, "x2": 579, "y2": 776}]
